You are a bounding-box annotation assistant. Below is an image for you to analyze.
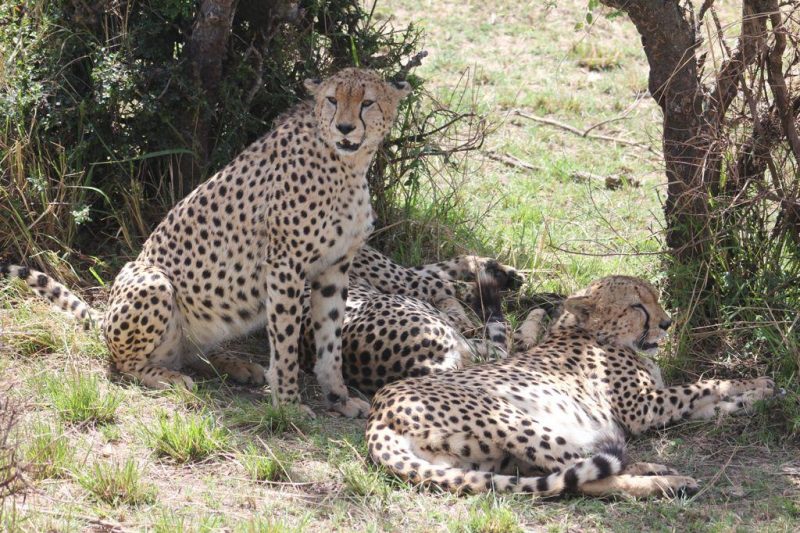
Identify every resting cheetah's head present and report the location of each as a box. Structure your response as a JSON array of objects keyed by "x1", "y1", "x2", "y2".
[
  {"x1": 305, "y1": 68, "x2": 411, "y2": 158},
  {"x1": 563, "y1": 275, "x2": 672, "y2": 355}
]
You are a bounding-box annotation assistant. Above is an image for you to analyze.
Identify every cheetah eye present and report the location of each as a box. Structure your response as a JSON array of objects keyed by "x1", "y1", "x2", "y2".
[
  {"x1": 361, "y1": 99, "x2": 374, "y2": 108},
  {"x1": 327, "y1": 96, "x2": 337, "y2": 105}
]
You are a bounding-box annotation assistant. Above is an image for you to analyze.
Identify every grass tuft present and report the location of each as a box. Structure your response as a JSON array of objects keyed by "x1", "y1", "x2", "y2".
[
  {"x1": 240, "y1": 443, "x2": 291, "y2": 483},
  {"x1": 225, "y1": 398, "x2": 308, "y2": 435},
  {"x1": 23, "y1": 419, "x2": 75, "y2": 479},
  {"x1": 236, "y1": 515, "x2": 308, "y2": 533},
  {"x1": 450, "y1": 496, "x2": 523, "y2": 533},
  {"x1": 338, "y1": 460, "x2": 391, "y2": 499},
  {"x1": 151, "y1": 511, "x2": 223, "y2": 532},
  {"x1": 145, "y1": 411, "x2": 229, "y2": 463},
  {"x1": 37, "y1": 371, "x2": 122, "y2": 425},
  {"x1": 74, "y1": 457, "x2": 156, "y2": 507}
]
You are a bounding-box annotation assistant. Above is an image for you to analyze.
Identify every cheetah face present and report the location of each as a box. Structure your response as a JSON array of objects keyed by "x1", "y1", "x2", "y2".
[
  {"x1": 563, "y1": 276, "x2": 672, "y2": 355},
  {"x1": 305, "y1": 68, "x2": 411, "y2": 158}
]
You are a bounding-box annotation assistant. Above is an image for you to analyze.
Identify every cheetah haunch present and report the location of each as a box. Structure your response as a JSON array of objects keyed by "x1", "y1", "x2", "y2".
[
  {"x1": 2, "y1": 68, "x2": 410, "y2": 418},
  {"x1": 367, "y1": 275, "x2": 776, "y2": 497}
]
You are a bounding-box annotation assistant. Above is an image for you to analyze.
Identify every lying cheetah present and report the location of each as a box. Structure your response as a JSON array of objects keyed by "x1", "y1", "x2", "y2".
[
  {"x1": 301, "y1": 246, "x2": 522, "y2": 395},
  {"x1": 1, "y1": 68, "x2": 410, "y2": 418},
  {"x1": 367, "y1": 275, "x2": 776, "y2": 497}
]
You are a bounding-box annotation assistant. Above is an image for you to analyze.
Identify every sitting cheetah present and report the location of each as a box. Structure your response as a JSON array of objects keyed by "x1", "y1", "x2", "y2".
[
  {"x1": 1, "y1": 68, "x2": 410, "y2": 418},
  {"x1": 366, "y1": 275, "x2": 776, "y2": 497},
  {"x1": 301, "y1": 246, "x2": 522, "y2": 395}
]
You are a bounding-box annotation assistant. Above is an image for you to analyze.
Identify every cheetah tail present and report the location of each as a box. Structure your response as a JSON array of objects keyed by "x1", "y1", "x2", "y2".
[
  {"x1": 0, "y1": 264, "x2": 102, "y2": 328},
  {"x1": 470, "y1": 271, "x2": 508, "y2": 354},
  {"x1": 367, "y1": 419, "x2": 626, "y2": 495}
]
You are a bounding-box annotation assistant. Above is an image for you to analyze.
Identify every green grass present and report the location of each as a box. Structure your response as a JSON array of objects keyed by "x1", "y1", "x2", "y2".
[
  {"x1": 240, "y1": 443, "x2": 291, "y2": 483},
  {"x1": 235, "y1": 515, "x2": 310, "y2": 533},
  {"x1": 151, "y1": 511, "x2": 224, "y2": 533},
  {"x1": 23, "y1": 419, "x2": 75, "y2": 479},
  {"x1": 376, "y1": 0, "x2": 664, "y2": 294},
  {"x1": 36, "y1": 370, "x2": 122, "y2": 425},
  {"x1": 1, "y1": 281, "x2": 107, "y2": 360},
  {"x1": 224, "y1": 398, "x2": 308, "y2": 435},
  {"x1": 450, "y1": 496, "x2": 523, "y2": 533},
  {"x1": 74, "y1": 457, "x2": 156, "y2": 507},
  {"x1": 338, "y1": 459, "x2": 392, "y2": 499},
  {"x1": 145, "y1": 410, "x2": 229, "y2": 463}
]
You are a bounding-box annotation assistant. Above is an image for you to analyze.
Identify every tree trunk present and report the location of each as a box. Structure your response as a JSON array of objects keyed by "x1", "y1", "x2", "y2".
[
  {"x1": 601, "y1": 0, "x2": 709, "y2": 262},
  {"x1": 178, "y1": 0, "x2": 236, "y2": 197}
]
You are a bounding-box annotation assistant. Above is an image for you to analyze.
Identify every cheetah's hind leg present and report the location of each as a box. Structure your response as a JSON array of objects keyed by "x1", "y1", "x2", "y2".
[
  {"x1": 578, "y1": 473, "x2": 699, "y2": 499},
  {"x1": 105, "y1": 262, "x2": 194, "y2": 390}
]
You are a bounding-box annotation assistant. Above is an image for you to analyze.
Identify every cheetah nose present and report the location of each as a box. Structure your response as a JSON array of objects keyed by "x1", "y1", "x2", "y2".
[
  {"x1": 659, "y1": 318, "x2": 673, "y2": 330},
  {"x1": 337, "y1": 123, "x2": 356, "y2": 134}
]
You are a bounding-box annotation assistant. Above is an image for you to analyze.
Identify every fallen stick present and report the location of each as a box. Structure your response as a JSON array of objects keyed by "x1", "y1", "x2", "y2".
[
  {"x1": 513, "y1": 110, "x2": 658, "y2": 154},
  {"x1": 569, "y1": 171, "x2": 640, "y2": 190},
  {"x1": 483, "y1": 150, "x2": 541, "y2": 171}
]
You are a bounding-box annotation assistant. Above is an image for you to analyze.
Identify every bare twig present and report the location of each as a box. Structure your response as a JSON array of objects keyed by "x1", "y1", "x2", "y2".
[
  {"x1": 483, "y1": 151, "x2": 541, "y2": 172},
  {"x1": 0, "y1": 397, "x2": 26, "y2": 497},
  {"x1": 389, "y1": 113, "x2": 475, "y2": 146},
  {"x1": 396, "y1": 50, "x2": 428, "y2": 79},
  {"x1": 512, "y1": 110, "x2": 658, "y2": 154}
]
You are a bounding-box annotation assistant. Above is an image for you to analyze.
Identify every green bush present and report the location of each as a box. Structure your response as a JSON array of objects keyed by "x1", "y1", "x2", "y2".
[{"x1": 1, "y1": 0, "x2": 478, "y2": 276}]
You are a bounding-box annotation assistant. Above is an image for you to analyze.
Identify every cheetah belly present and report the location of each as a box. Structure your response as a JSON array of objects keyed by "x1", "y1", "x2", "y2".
[
  {"x1": 497, "y1": 383, "x2": 620, "y2": 452},
  {"x1": 177, "y1": 260, "x2": 269, "y2": 350}
]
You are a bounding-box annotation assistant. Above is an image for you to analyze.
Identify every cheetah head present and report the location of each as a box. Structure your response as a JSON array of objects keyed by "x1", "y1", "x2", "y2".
[
  {"x1": 562, "y1": 276, "x2": 672, "y2": 355},
  {"x1": 305, "y1": 68, "x2": 411, "y2": 158}
]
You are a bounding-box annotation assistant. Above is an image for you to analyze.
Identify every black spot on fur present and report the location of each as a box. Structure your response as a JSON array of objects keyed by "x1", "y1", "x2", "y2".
[
  {"x1": 470, "y1": 272, "x2": 504, "y2": 323},
  {"x1": 564, "y1": 468, "x2": 579, "y2": 492},
  {"x1": 536, "y1": 476, "x2": 549, "y2": 492},
  {"x1": 592, "y1": 455, "x2": 612, "y2": 478}
]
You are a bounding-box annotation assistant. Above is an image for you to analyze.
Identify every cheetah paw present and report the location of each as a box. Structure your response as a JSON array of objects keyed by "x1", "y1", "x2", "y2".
[
  {"x1": 657, "y1": 475, "x2": 700, "y2": 498},
  {"x1": 225, "y1": 362, "x2": 267, "y2": 385},
  {"x1": 299, "y1": 403, "x2": 317, "y2": 419},
  {"x1": 160, "y1": 374, "x2": 194, "y2": 390},
  {"x1": 329, "y1": 396, "x2": 370, "y2": 418}
]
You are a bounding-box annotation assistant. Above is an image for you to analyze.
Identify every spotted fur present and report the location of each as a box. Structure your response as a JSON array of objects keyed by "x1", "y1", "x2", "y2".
[
  {"x1": 367, "y1": 275, "x2": 776, "y2": 497},
  {"x1": 300, "y1": 247, "x2": 521, "y2": 395},
  {"x1": 0, "y1": 264, "x2": 101, "y2": 326},
  {"x1": 3, "y1": 68, "x2": 411, "y2": 418}
]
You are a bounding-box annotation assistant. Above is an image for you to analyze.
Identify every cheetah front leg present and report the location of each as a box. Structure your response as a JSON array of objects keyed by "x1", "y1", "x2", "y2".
[
  {"x1": 265, "y1": 260, "x2": 309, "y2": 412},
  {"x1": 625, "y1": 377, "x2": 776, "y2": 433},
  {"x1": 310, "y1": 260, "x2": 369, "y2": 418}
]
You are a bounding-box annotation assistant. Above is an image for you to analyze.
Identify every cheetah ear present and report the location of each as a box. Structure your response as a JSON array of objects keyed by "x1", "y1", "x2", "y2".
[
  {"x1": 304, "y1": 78, "x2": 322, "y2": 95},
  {"x1": 387, "y1": 80, "x2": 412, "y2": 99},
  {"x1": 564, "y1": 295, "x2": 596, "y2": 321}
]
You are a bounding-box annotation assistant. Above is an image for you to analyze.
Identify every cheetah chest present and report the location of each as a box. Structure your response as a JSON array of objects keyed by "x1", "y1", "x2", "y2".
[{"x1": 307, "y1": 179, "x2": 373, "y2": 277}]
